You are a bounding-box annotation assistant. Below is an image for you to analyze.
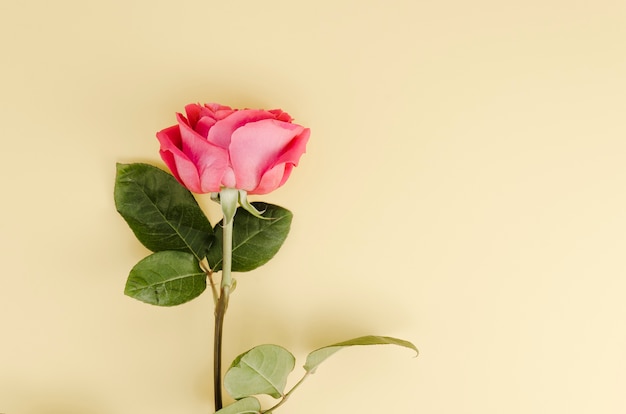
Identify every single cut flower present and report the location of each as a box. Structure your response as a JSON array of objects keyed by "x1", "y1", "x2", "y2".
[{"x1": 157, "y1": 103, "x2": 310, "y2": 195}]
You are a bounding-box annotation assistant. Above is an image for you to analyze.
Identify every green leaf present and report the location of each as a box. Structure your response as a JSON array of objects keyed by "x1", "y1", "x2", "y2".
[
  {"x1": 214, "y1": 397, "x2": 261, "y2": 414},
  {"x1": 114, "y1": 163, "x2": 213, "y2": 260},
  {"x1": 224, "y1": 344, "x2": 295, "y2": 399},
  {"x1": 207, "y1": 203, "x2": 292, "y2": 272},
  {"x1": 304, "y1": 335, "x2": 418, "y2": 373},
  {"x1": 238, "y1": 190, "x2": 267, "y2": 219},
  {"x1": 124, "y1": 250, "x2": 206, "y2": 306}
]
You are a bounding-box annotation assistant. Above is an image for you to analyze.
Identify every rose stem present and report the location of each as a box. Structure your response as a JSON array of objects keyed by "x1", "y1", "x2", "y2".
[{"x1": 214, "y1": 214, "x2": 234, "y2": 411}]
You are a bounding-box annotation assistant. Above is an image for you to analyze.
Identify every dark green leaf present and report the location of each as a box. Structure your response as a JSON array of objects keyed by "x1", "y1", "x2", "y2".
[
  {"x1": 114, "y1": 163, "x2": 213, "y2": 260},
  {"x1": 214, "y1": 397, "x2": 261, "y2": 414},
  {"x1": 207, "y1": 203, "x2": 292, "y2": 272},
  {"x1": 224, "y1": 344, "x2": 295, "y2": 399},
  {"x1": 304, "y1": 335, "x2": 418, "y2": 373},
  {"x1": 124, "y1": 250, "x2": 206, "y2": 306}
]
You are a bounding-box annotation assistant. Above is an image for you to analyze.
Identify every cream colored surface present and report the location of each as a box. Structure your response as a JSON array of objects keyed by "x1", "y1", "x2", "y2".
[{"x1": 1, "y1": 0, "x2": 626, "y2": 413}]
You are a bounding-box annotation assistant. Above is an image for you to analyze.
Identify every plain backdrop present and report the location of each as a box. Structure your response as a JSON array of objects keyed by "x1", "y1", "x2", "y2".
[{"x1": 1, "y1": 0, "x2": 625, "y2": 413}]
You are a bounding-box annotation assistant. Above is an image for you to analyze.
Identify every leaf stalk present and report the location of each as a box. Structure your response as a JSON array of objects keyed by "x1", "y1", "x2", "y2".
[{"x1": 261, "y1": 371, "x2": 312, "y2": 413}]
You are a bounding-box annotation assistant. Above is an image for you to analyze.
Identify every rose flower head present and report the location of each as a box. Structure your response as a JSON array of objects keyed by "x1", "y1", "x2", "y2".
[{"x1": 157, "y1": 103, "x2": 310, "y2": 195}]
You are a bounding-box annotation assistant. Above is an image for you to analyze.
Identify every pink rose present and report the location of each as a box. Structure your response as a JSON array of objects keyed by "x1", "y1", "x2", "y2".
[{"x1": 157, "y1": 103, "x2": 310, "y2": 195}]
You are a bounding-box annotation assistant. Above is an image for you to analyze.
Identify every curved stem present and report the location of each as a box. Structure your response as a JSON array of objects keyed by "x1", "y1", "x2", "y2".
[
  {"x1": 214, "y1": 216, "x2": 234, "y2": 411},
  {"x1": 261, "y1": 371, "x2": 312, "y2": 413}
]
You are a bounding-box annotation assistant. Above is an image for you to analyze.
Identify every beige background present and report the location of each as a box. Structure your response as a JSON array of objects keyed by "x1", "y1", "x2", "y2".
[{"x1": 1, "y1": 0, "x2": 626, "y2": 413}]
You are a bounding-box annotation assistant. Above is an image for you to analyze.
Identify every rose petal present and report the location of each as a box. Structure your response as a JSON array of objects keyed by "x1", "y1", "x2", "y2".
[
  {"x1": 207, "y1": 109, "x2": 275, "y2": 148},
  {"x1": 268, "y1": 109, "x2": 293, "y2": 122},
  {"x1": 154, "y1": 115, "x2": 229, "y2": 193},
  {"x1": 249, "y1": 128, "x2": 309, "y2": 194},
  {"x1": 176, "y1": 116, "x2": 230, "y2": 192},
  {"x1": 198, "y1": 155, "x2": 230, "y2": 193},
  {"x1": 251, "y1": 163, "x2": 288, "y2": 195},
  {"x1": 271, "y1": 127, "x2": 310, "y2": 167},
  {"x1": 204, "y1": 103, "x2": 233, "y2": 117},
  {"x1": 157, "y1": 126, "x2": 202, "y2": 193},
  {"x1": 183, "y1": 104, "x2": 203, "y2": 129},
  {"x1": 229, "y1": 120, "x2": 307, "y2": 192},
  {"x1": 194, "y1": 116, "x2": 217, "y2": 138}
]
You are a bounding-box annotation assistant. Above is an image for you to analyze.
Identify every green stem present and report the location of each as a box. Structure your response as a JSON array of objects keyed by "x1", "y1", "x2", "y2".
[
  {"x1": 214, "y1": 216, "x2": 234, "y2": 411},
  {"x1": 221, "y1": 213, "x2": 234, "y2": 291}
]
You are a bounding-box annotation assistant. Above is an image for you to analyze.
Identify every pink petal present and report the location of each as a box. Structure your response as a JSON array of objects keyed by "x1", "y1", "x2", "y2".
[
  {"x1": 185, "y1": 103, "x2": 231, "y2": 129},
  {"x1": 195, "y1": 116, "x2": 217, "y2": 138},
  {"x1": 271, "y1": 127, "x2": 310, "y2": 167},
  {"x1": 183, "y1": 104, "x2": 203, "y2": 128},
  {"x1": 196, "y1": 150, "x2": 230, "y2": 193},
  {"x1": 177, "y1": 114, "x2": 217, "y2": 163},
  {"x1": 229, "y1": 120, "x2": 308, "y2": 192},
  {"x1": 249, "y1": 129, "x2": 309, "y2": 194},
  {"x1": 204, "y1": 103, "x2": 233, "y2": 117},
  {"x1": 207, "y1": 109, "x2": 275, "y2": 148},
  {"x1": 268, "y1": 109, "x2": 293, "y2": 122},
  {"x1": 176, "y1": 115, "x2": 230, "y2": 192},
  {"x1": 250, "y1": 163, "x2": 288, "y2": 195},
  {"x1": 156, "y1": 127, "x2": 202, "y2": 193}
]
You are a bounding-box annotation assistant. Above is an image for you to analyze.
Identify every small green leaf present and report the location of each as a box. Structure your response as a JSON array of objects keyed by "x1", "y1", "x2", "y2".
[
  {"x1": 207, "y1": 203, "x2": 292, "y2": 272},
  {"x1": 224, "y1": 344, "x2": 295, "y2": 399},
  {"x1": 238, "y1": 190, "x2": 267, "y2": 219},
  {"x1": 124, "y1": 250, "x2": 206, "y2": 306},
  {"x1": 304, "y1": 335, "x2": 418, "y2": 373},
  {"x1": 214, "y1": 397, "x2": 261, "y2": 414},
  {"x1": 114, "y1": 163, "x2": 213, "y2": 260}
]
